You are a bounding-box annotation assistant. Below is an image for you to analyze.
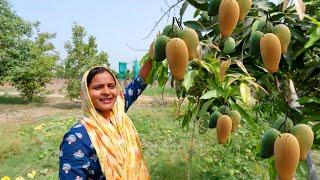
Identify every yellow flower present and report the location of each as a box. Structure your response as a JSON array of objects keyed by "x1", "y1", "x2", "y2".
[
  {"x1": 1, "y1": 176, "x2": 11, "y2": 180},
  {"x1": 15, "y1": 177, "x2": 25, "y2": 180},
  {"x1": 26, "y1": 171, "x2": 36, "y2": 179},
  {"x1": 34, "y1": 124, "x2": 43, "y2": 130}
]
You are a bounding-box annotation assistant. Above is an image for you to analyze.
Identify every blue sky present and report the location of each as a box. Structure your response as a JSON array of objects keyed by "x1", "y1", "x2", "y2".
[{"x1": 10, "y1": 0, "x2": 195, "y2": 72}]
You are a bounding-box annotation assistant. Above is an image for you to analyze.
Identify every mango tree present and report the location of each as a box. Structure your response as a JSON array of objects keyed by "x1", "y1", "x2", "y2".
[
  {"x1": 143, "y1": 0, "x2": 319, "y2": 178},
  {"x1": 0, "y1": 0, "x2": 61, "y2": 101},
  {"x1": 0, "y1": 0, "x2": 33, "y2": 84}
]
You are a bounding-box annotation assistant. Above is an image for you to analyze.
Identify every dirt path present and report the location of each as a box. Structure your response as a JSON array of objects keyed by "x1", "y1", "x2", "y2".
[
  {"x1": 0, "y1": 94, "x2": 178, "y2": 124},
  {"x1": 0, "y1": 96, "x2": 79, "y2": 124}
]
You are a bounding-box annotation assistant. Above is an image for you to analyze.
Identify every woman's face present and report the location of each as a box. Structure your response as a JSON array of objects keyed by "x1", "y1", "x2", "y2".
[{"x1": 88, "y1": 71, "x2": 118, "y2": 114}]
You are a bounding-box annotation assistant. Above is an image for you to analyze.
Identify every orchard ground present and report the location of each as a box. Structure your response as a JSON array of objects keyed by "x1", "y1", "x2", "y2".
[{"x1": 0, "y1": 80, "x2": 319, "y2": 179}]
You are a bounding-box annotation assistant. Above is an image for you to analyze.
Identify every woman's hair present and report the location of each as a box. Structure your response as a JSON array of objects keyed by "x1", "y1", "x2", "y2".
[{"x1": 86, "y1": 67, "x2": 116, "y2": 86}]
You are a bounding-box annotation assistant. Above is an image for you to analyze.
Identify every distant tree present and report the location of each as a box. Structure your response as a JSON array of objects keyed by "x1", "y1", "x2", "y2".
[
  {"x1": 0, "y1": 0, "x2": 33, "y2": 84},
  {"x1": 64, "y1": 24, "x2": 109, "y2": 100},
  {"x1": 54, "y1": 62, "x2": 65, "y2": 78},
  {"x1": 10, "y1": 32, "x2": 59, "y2": 101}
]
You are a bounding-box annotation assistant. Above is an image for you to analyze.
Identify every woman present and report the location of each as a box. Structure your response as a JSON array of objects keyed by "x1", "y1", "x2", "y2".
[{"x1": 59, "y1": 58, "x2": 152, "y2": 179}]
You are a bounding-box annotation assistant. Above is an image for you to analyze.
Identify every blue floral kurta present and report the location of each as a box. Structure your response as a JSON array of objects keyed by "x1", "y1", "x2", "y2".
[{"x1": 59, "y1": 75, "x2": 147, "y2": 180}]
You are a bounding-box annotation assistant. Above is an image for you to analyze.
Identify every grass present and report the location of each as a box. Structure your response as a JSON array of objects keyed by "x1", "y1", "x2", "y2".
[
  {"x1": 141, "y1": 86, "x2": 175, "y2": 97},
  {"x1": 0, "y1": 102, "x2": 319, "y2": 179},
  {"x1": 0, "y1": 117, "x2": 75, "y2": 179},
  {"x1": 0, "y1": 93, "x2": 45, "y2": 104},
  {"x1": 0, "y1": 93, "x2": 29, "y2": 104},
  {"x1": 130, "y1": 104, "x2": 271, "y2": 179}
]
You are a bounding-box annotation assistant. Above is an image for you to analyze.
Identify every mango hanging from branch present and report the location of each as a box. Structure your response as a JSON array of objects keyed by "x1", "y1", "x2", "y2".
[
  {"x1": 291, "y1": 124, "x2": 314, "y2": 161},
  {"x1": 162, "y1": 24, "x2": 181, "y2": 38},
  {"x1": 216, "y1": 115, "x2": 232, "y2": 144},
  {"x1": 260, "y1": 128, "x2": 281, "y2": 158},
  {"x1": 155, "y1": 35, "x2": 170, "y2": 62},
  {"x1": 274, "y1": 133, "x2": 300, "y2": 180},
  {"x1": 272, "y1": 24, "x2": 291, "y2": 54},
  {"x1": 222, "y1": 37, "x2": 236, "y2": 55},
  {"x1": 260, "y1": 33, "x2": 282, "y2": 73},
  {"x1": 166, "y1": 38, "x2": 189, "y2": 81},
  {"x1": 249, "y1": 31, "x2": 264, "y2": 55},
  {"x1": 218, "y1": 0, "x2": 240, "y2": 38},
  {"x1": 178, "y1": 28, "x2": 200, "y2": 60},
  {"x1": 236, "y1": 0, "x2": 252, "y2": 21},
  {"x1": 228, "y1": 110, "x2": 241, "y2": 132}
]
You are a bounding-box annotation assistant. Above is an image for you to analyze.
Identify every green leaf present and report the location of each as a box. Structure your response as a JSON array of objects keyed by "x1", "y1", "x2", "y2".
[
  {"x1": 312, "y1": 122, "x2": 320, "y2": 134},
  {"x1": 157, "y1": 61, "x2": 169, "y2": 87},
  {"x1": 240, "y1": 83, "x2": 252, "y2": 107},
  {"x1": 298, "y1": 97, "x2": 320, "y2": 104},
  {"x1": 290, "y1": 27, "x2": 306, "y2": 43},
  {"x1": 230, "y1": 100, "x2": 258, "y2": 130},
  {"x1": 146, "y1": 61, "x2": 160, "y2": 84},
  {"x1": 198, "y1": 99, "x2": 214, "y2": 118},
  {"x1": 206, "y1": 79, "x2": 226, "y2": 97},
  {"x1": 255, "y1": 0, "x2": 273, "y2": 11},
  {"x1": 182, "y1": 111, "x2": 192, "y2": 128},
  {"x1": 303, "y1": 114, "x2": 320, "y2": 122},
  {"x1": 188, "y1": 96, "x2": 196, "y2": 103},
  {"x1": 199, "y1": 60, "x2": 213, "y2": 73},
  {"x1": 183, "y1": 70, "x2": 199, "y2": 91},
  {"x1": 282, "y1": 0, "x2": 289, "y2": 11},
  {"x1": 193, "y1": 9, "x2": 201, "y2": 18},
  {"x1": 200, "y1": 90, "x2": 217, "y2": 99},
  {"x1": 139, "y1": 53, "x2": 150, "y2": 65},
  {"x1": 186, "y1": 0, "x2": 209, "y2": 11},
  {"x1": 198, "y1": 112, "x2": 210, "y2": 134},
  {"x1": 304, "y1": 27, "x2": 320, "y2": 49},
  {"x1": 175, "y1": 80, "x2": 185, "y2": 98},
  {"x1": 305, "y1": 15, "x2": 320, "y2": 26},
  {"x1": 184, "y1": 21, "x2": 207, "y2": 32},
  {"x1": 205, "y1": 62, "x2": 220, "y2": 81},
  {"x1": 180, "y1": 1, "x2": 189, "y2": 19},
  {"x1": 182, "y1": 104, "x2": 199, "y2": 128}
]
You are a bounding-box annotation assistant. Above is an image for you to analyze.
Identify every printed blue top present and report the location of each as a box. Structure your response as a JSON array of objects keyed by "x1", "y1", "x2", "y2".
[{"x1": 59, "y1": 75, "x2": 147, "y2": 180}]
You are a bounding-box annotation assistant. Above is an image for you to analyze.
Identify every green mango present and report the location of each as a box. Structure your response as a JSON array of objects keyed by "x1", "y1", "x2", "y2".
[
  {"x1": 260, "y1": 128, "x2": 281, "y2": 158},
  {"x1": 209, "y1": 111, "x2": 222, "y2": 128}
]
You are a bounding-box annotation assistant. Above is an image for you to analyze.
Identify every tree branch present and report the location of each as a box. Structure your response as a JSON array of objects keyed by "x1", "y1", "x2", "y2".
[
  {"x1": 143, "y1": 0, "x2": 184, "y2": 39},
  {"x1": 126, "y1": 43, "x2": 148, "y2": 52}
]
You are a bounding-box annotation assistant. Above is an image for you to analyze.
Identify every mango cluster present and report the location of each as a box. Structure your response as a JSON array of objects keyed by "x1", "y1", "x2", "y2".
[
  {"x1": 152, "y1": 25, "x2": 201, "y2": 81},
  {"x1": 208, "y1": 0, "x2": 252, "y2": 37},
  {"x1": 249, "y1": 21, "x2": 291, "y2": 73},
  {"x1": 208, "y1": 0, "x2": 252, "y2": 56},
  {"x1": 260, "y1": 120, "x2": 314, "y2": 180},
  {"x1": 209, "y1": 0, "x2": 291, "y2": 73},
  {"x1": 208, "y1": 105, "x2": 241, "y2": 144}
]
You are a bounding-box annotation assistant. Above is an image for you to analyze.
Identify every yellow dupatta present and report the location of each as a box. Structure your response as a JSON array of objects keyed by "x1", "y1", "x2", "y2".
[{"x1": 79, "y1": 66, "x2": 150, "y2": 180}]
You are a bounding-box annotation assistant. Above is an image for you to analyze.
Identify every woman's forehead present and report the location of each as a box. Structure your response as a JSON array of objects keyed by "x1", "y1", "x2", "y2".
[{"x1": 90, "y1": 72, "x2": 116, "y2": 84}]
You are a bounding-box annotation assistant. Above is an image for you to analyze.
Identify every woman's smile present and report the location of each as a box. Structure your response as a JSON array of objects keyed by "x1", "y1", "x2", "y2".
[
  {"x1": 99, "y1": 97, "x2": 113, "y2": 104},
  {"x1": 88, "y1": 71, "x2": 118, "y2": 115}
]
